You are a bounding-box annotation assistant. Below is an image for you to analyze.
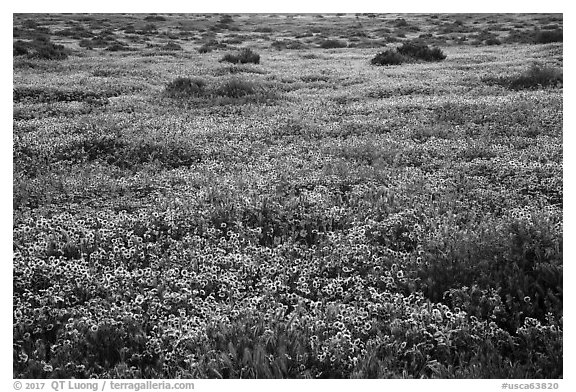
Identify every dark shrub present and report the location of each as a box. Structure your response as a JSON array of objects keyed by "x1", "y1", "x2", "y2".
[
  {"x1": 139, "y1": 23, "x2": 157, "y2": 34},
  {"x1": 220, "y1": 48, "x2": 260, "y2": 64},
  {"x1": 198, "y1": 39, "x2": 227, "y2": 53},
  {"x1": 79, "y1": 39, "x2": 95, "y2": 49},
  {"x1": 505, "y1": 29, "x2": 538, "y2": 44},
  {"x1": 106, "y1": 43, "x2": 131, "y2": 52},
  {"x1": 219, "y1": 14, "x2": 234, "y2": 24},
  {"x1": 198, "y1": 45, "x2": 213, "y2": 53},
  {"x1": 79, "y1": 36, "x2": 113, "y2": 49},
  {"x1": 535, "y1": 29, "x2": 563, "y2": 43},
  {"x1": 54, "y1": 26, "x2": 93, "y2": 39},
  {"x1": 371, "y1": 49, "x2": 406, "y2": 66},
  {"x1": 271, "y1": 39, "x2": 307, "y2": 50},
  {"x1": 397, "y1": 41, "x2": 446, "y2": 61},
  {"x1": 163, "y1": 42, "x2": 183, "y2": 51},
  {"x1": 28, "y1": 39, "x2": 69, "y2": 60},
  {"x1": 13, "y1": 40, "x2": 29, "y2": 56},
  {"x1": 483, "y1": 64, "x2": 562, "y2": 90},
  {"x1": 22, "y1": 19, "x2": 38, "y2": 29},
  {"x1": 215, "y1": 78, "x2": 258, "y2": 98},
  {"x1": 164, "y1": 77, "x2": 207, "y2": 98},
  {"x1": 144, "y1": 15, "x2": 166, "y2": 22},
  {"x1": 394, "y1": 18, "x2": 408, "y2": 27},
  {"x1": 485, "y1": 38, "x2": 501, "y2": 45},
  {"x1": 508, "y1": 64, "x2": 563, "y2": 89},
  {"x1": 319, "y1": 39, "x2": 347, "y2": 49}
]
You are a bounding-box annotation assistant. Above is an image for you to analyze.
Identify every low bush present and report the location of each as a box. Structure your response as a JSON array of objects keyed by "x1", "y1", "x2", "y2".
[
  {"x1": 54, "y1": 26, "x2": 94, "y2": 39},
  {"x1": 26, "y1": 38, "x2": 70, "y2": 60},
  {"x1": 144, "y1": 15, "x2": 166, "y2": 22},
  {"x1": 13, "y1": 40, "x2": 29, "y2": 56},
  {"x1": 254, "y1": 26, "x2": 273, "y2": 33},
  {"x1": 483, "y1": 64, "x2": 562, "y2": 90},
  {"x1": 105, "y1": 43, "x2": 131, "y2": 52},
  {"x1": 371, "y1": 42, "x2": 446, "y2": 66},
  {"x1": 164, "y1": 77, "x2": 207, "y2": 98},
  {"x1": 220, "y1": 48, "x2": 260, "y2": 64},
  {"x1": 271, "y1": 39, "x2": 307, "y2": 50},
  {"x1": 162, "y1": 42, "x2": 183, "y2": 51},
  {"x1": 535, "y1": 29, "x2": 563, "y2": 44},
  {"x1": 319, "y1": 39, "x2": 347, "y2": 49},
  {"x1": 371, "y1": 49, "x2": 406, "y2": 66},
  {"x1": 198, "y1": 39, "x2": 227, "y2": 53},
  {"x1": 163, "y1": 76, "x2": 276, "y2": 104},
  {"x1": 397, "y1": 41, "x2": 446, "y2": 61},
  {"x1": 485, "y1": 37, "x2": 502, "y2": 45},
  {"x1": 214, "y1": 78, "x2": 258, "y2": 98},
  {"x1": 198, "y1": 45, "x2": 213, "y2": 53}
]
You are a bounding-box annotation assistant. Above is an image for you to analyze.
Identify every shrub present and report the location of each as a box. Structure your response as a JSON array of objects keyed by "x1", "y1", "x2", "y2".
[
  {"x1": 394, "y1": 18, "x2": 408, "y2": 27},
  {"x1": 371, "y1": 49, "x2": 406, "y2": 66},
  {"x1": 219, "y1": 14, "x2": 234, "y2": 24},
  {"x1": 144, "y1": 15, "x2": 166, "y2": 22},
  {"x1": 106, "y1": 43, "x2": 131, "y2": 52},
  {"x1": 79, "y1": 36, "x2": 114, "y2": 49},
  {"x1": 13, "y1": 40, "x2": 29, "y2": 56},
  {"x1": 505, "y1": 29, "x2": 538, "y2": 44},
  {"x1": 220, "y1": 48, "x2": 260, "y2": 64},
  {"x1": 162, "y1": 42, "x2": 183, "y2": 51},
  {"x1": 164, "y1": 77, "x2": 207, "y2": 98},
  {"x1": 483, "y1": 64, "x2": 562, "y2": 90},
  {"x1": 254, "y1": 26, "x2": 273, "y2": 33},
  {"x1": 485, "y1": 37, "x2": 501, "y2": 45},
  {"x1": 271, "y1": 39, "x2": 307, "y2": 50},
  {"x1": 371, "y1": 42, "x2": 446, "y2": 66},
  {"x1": 319, "y1": 39, "x2": 347, "y2": 49},
  {"x1": 397, "y1": 41, "x2": 446, "y2": 61},
  {"x1": 214, "y1": 78, "x2": 258, "y2": 98},
  {"x1": 198, "y1": 45, "x2": 213, "y2": 53},
  {"x1": 54, "y1": 26, "x2": 93, "y2": 39},
  {"x1": 534, "y1": 29, "x2": 563, "y2": 44},
  {"x1": 27, "y1": 39, "x2": 69, "y2": 60},
  {"x1": 198, "y1": 39, "x2": 227, "y2": 53}
]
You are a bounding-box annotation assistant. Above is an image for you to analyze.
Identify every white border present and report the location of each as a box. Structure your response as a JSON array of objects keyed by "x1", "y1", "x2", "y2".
[{"x1": 3, "y1": 2, "x2": 572, "y2": 390}]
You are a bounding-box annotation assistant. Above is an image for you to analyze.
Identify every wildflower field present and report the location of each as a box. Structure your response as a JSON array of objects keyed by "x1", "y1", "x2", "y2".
[{"x1": 13, "y1": 13, "x2": 563, "y2": 378}]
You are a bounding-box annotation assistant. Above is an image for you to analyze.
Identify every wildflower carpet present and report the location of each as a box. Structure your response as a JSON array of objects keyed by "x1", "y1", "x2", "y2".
[{"x1": 13, "y1": 13, "x2": 562, "y2": 378}]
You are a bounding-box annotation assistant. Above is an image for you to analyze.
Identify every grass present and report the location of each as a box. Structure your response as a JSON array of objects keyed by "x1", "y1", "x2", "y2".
[{"x1": 12, "y1": 13, "x2": 563, "y2": 380}]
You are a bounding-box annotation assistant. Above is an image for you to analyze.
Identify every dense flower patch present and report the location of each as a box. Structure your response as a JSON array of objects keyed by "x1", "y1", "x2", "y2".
[{"x1": 13, "y1": 14, "x2": 562, "y2": 379}]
